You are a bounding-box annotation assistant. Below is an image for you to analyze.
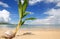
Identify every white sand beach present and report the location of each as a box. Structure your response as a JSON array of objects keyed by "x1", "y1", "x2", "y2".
[{"x1": 0, "y1": 28, "x2": 60, "y2": 39}]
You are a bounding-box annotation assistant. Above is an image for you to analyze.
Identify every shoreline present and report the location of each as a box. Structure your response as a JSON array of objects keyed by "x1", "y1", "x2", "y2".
[{"x1": 0, "y1": 27, "x2": 60, "y2": 31}]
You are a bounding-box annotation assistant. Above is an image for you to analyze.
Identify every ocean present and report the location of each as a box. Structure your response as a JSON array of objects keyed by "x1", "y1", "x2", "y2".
[{"x1": 0, "y1": 24, "x2": 60, "y2": 29}]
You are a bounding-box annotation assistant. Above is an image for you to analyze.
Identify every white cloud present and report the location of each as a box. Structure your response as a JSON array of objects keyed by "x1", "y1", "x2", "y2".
[
  {"x1": 44, "y1": 9, "x2": 60, "y2": 24},
  {"x1": 25, "y1": 8, "x2": 60, "y2": 25},
  {"x1": 15, "y1": 0, "x2": 60, "y2": 25},
  {"x1": 15, "y1": 0, "x2": 60, "y2": 5},
  {"x1": 26, "y1": 11, "x2": 34, "y2": 15},
  {"x1": 45, "y1": 9, "x2": 60, "y2": 16},
  {"x1": 44, "y1": 0, "x2": 55, "y2": 3},
  {"x1": 56, "y1": 2, "x2": 60, "y2": 7},
  {"x1": 34, "y1": 0, "x2": 59, "y2": 4},
  {"x1": 29, "y1": 0, "x2": 59, "y2": 5},
  {"x1": 45, "y1": 0, "x2": 60, "y2": 7},
  {"x1": 25, "y1": 16, "x2": 55, "y2": 24},
  {"x1": 21, "y1": 0, "x2": 41, "y2": 5},
  {"x1": 16, "y1": 0, "x2": 42, "y2": 5},
  {"x1": 0, "y1": 1, "x2": 9, "y2": 7},
  {"x1": 0, "y1": 9, "x2": 11, "y2": 23},
  {"x1": 44, "y1": 0, "x2": 60, "y2": 3},
  {"x1": 29, "y1": 0, "x2": 42, "y2": 5},
  {"x1": 21, "y1": 0, "x2": 60, "y2": 5}
]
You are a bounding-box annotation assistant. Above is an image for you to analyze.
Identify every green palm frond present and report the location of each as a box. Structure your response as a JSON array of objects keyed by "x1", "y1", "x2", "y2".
[
  {"x1": 25, "y1": 18, "x2": 37, "y2": 20},
  {"x1": 22, "y1": 12, "x2": 30, "y2": 19},
  {"x1": 18, "y1": 0, "x2": 23, "y2": 18},
  {"x1": 21, "y1": 17, "x2": 36, "y2": 25},
  {"x1": 23, "y1": 0, "x2": 29, "y2": 13},
  {"x1": 21, "y1": 20, "x2": 25, "y2": 25}
]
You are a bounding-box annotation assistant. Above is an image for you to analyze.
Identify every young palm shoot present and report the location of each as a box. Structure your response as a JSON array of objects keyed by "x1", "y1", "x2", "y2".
[
  {"x1": 14, "y1": 0, "x2": 36, "y2": 35},
  {"x1": 2, "y1": 0, "x2": 36, "y2": 39}
]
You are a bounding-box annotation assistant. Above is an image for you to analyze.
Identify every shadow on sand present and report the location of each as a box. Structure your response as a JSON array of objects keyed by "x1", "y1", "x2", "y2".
[{"x1": 17, "y1": 32, "x2": 35, "y2": 36}]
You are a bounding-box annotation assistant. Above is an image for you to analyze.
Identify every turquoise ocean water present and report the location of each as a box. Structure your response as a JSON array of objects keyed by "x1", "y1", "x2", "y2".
[{"x1": 0, "y1": 24, "x2": 60, "y2": 29}]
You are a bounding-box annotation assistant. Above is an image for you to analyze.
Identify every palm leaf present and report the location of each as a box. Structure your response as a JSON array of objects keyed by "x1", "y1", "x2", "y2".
[
  {"x1": 25, "y1": 18, "x2": 36, "y2": 20},
  {"x1": 21, "y1": 18, "x2": 36, "y2": 25},
  {"x1": 18, "y1": 0, "x2": 23, "y2": 18},
  {"x1": 23, "y1": 0, "x2": 29, "y2": 13},
  {"x1": 22, "y1": 12, "x2": 30, "y2": 19},
  {"x1": 21, "y1": 20, "x2": 25, "y2": 25}
]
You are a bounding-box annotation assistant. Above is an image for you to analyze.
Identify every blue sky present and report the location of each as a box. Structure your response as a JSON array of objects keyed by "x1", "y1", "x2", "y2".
[{"x1": 0, "y1": 0, "x2": 60, "y2": 24}]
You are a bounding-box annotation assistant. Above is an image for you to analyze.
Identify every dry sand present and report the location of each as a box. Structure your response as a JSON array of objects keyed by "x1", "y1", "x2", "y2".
[{"x1": 0, "y1": 28, "x2": 60, "y2": 39}]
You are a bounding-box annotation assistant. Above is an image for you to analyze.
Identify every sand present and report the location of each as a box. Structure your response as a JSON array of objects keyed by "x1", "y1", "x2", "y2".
[{"x1": 0, "y1": 28, "x2": 60, "y2": 39}]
